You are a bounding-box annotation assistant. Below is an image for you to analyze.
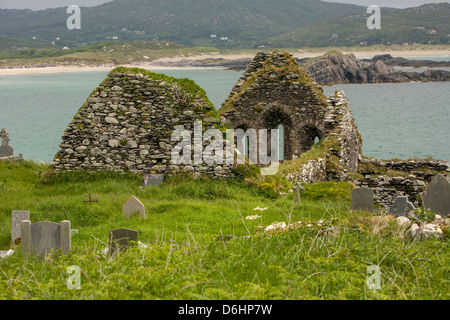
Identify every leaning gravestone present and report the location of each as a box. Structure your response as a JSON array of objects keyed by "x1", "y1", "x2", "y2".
[
  {"x1": 422, "y1": 174, "x2": 450, "y2": 217},
  {"x1": 11, "y1": 210, "x2": 30, "y2": 244},
  {"x1": 389, "y1": 196, "x2": 415, "y2": 217},
  {"x1": 109, "y1": 228, "x2": 138, "y2": 256},
  {"x1": 21, "y1": 220, "x2": 71, "y2": 257},
  {"x1": 122, "y1": 195, "x2": 146, "y2": 218},
  {"x1": 143, "y1": 174, "x2": 164, "y2": 187},
  {"x1": 352, "y1": 187, "x2": 374, "y2": 212}
]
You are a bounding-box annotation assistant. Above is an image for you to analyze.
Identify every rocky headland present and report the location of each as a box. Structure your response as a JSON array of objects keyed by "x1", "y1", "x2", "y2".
[
  {"x1": 361, "y1": 54, "x2": 450, "y2": 68},
  {"x1": 149, "y1": 51, "x2": 450, "y2": 86},
  {"x1": 302, "y1": 52, "x2": 450, "y2": 86}
]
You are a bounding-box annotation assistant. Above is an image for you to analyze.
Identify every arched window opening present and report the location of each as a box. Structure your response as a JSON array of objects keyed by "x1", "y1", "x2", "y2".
[
  {"x1": 243, "y1": 136, "x2": 249, "y2": 160},
  {"x1": 299, "y1": 125, "x2": 323, "y2": 154}
]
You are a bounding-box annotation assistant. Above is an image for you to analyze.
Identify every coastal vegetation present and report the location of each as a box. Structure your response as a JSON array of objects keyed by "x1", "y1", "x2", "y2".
[
  {"x1": 0, "y1": 40, "x2": 448, "y2": 69},
  {"x1": 0, "y1": 160, "x2": 449, "y2": 299}
]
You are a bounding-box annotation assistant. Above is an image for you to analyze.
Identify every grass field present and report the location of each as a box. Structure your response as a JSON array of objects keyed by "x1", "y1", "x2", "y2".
[{"x1": 0, "y1": 160, "x2": 448, "y2": 300}]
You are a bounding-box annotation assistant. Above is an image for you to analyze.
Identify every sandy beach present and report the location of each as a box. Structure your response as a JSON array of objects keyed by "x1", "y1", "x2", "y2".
[{"x1": 0, "y1": 50, "x2": 449, "y2": 76}]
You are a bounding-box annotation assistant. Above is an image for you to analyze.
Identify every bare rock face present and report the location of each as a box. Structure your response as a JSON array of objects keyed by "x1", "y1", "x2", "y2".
[{"x1": 303, "y1": 52, "x2": 450, "y2": 86}]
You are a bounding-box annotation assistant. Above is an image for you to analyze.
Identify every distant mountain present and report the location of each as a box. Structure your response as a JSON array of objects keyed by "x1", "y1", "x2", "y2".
[
  {"x1": 266, "y1": 3, "x2": 450, "y2": 47},
  {"x1": 0, "y1": 0, "x2": 364, "y2": 48}
]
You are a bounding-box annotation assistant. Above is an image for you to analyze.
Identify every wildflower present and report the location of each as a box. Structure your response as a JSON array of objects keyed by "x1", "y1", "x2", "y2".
[
  {"x1": 264, "y1": 222, "x2": 286, "y2": 233},
  {"x1": 245, "y1": 215, "x2": 261, "y2": 220},
  {"x1": 253, "y1": 206, "x2": 268, "y2": 211}
]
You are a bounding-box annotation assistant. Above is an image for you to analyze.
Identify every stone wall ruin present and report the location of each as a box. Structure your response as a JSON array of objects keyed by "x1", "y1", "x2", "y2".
[{"x1": 219, "y1": 50, "x2": 363, "y2": 176}]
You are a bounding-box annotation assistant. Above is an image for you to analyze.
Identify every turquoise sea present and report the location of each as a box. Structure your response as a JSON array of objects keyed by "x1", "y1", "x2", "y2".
[{"x1": 0, "y1": 59, "x2": 449, "y2": 163}]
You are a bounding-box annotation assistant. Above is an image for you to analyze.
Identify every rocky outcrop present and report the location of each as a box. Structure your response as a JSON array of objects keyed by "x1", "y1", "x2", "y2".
[
  {"x1": 302, "y1": 52, "x2": 450, "y2": 86},
  {"x1": 363, "y1": 54, "x2": 450, "y2": 68}
]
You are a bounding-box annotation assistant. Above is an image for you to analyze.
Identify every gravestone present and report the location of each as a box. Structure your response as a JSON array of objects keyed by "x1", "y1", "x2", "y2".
[
  {"x1": 0, "y1": 128, "x2": 14, "y2": 157},
  {"x1": 109, "y1": 228, "x2": 138, "y2": 256},
  {"x1": 122, "y1": 195, "x2": 146, "y2": 218},
  {"x1": 389, "y1": 196, "x2": 415, "y2": 217},
  {"x1": 422, "y1": 174, "x2": 450, "y2": 217},
  {"x1": 143, "y1": 174, "x2": 164, "y2": 187},
  {"x1": 21, "y1": 220, "x2": 71, "y2": 257},
  {"x1": 11, "y1": 210, "x2": 30, "y2": 244},
  {"x1": 352, "y1": 187, "x2": 374, "y2": 212},
  {"x1": 296, "y1": 182, "x2": 306, "y2": 204}
]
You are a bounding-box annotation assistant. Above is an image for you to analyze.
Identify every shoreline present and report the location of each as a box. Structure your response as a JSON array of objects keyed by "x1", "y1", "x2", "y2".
[
  {"x1": 0, "y1": 50, "x2": 449, "y2": 76},
  {"x1": 0, "y1": 64, "x2": 225, "y2": 76}
]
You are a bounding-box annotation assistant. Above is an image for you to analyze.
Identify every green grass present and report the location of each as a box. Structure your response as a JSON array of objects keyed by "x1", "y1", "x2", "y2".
[{"x1": 0, "y1": 160, "x2": 448, "y2": 300}]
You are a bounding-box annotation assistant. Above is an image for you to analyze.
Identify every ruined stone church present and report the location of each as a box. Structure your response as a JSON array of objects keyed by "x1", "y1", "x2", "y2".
[
  {"x1": 51, "y1": 50, "x2": 363, "y2": 181},
  {"x1": 218, "y1": 51, "x2": 362, "y2": 178}
]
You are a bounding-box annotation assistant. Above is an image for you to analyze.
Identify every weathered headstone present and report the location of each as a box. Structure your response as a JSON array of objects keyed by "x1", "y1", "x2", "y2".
[
  {"x1": 109, "y1": 228, "x2": 138, "y2": 256},
  {"x1": 352, "y1": 187, "x2": 374, "y2": 212},
  {"x1": 422, "y1": 174, "x2": 450, "y2": 217},
  {"x1": 21, "y1": 220, "x2": 71, "y2": 257},
  {"x1": 0, "y1": 128, "x2": 14, "y2": 157},
  {"x1": 389, "y1": 196, "x2": 415, "y2": 217},
  {"x1": 143, "y1": 174, "x2": 164, "y2": 187},
  {"x1": 122, "y1": 195, "x2": 146, "y2": 218},
  {"x1": 11, "y1": 210, "x2": 30, "y2": 244},
  {"x1": 296, "y1": 182, "x2": 306, "y2": 204}
]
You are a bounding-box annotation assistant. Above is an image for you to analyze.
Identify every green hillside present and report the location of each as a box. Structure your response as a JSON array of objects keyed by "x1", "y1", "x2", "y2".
[
  {"x1": 266, "y1": 3, "x2": 450, "y2": 47},
  {"x1": 0, "y1": 0, "x2": 363, "y2": 49}
]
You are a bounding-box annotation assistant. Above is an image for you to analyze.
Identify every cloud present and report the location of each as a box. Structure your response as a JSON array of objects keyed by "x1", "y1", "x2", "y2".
[
  {"x1": 0, "y1": 0, "x2": 113, "y2": 11},
  {"x1": 322, "y1": 0, "x2": 448, "y2": 9}
]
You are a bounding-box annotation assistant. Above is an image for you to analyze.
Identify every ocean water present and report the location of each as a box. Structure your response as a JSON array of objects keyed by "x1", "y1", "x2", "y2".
[{"x1": 0, "y1": 66, "x2": 449, "y2": 163}]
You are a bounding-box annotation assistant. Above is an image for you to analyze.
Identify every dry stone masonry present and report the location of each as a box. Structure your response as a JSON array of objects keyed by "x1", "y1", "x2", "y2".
[
  {"x1": 49, "y1": 51, "x2": 449, "y2": 219},
  {"x1": 220, "y1": 50, "x2": 362, "y2": 181},
  {"x1": 355, "y1": 158, "x2": 450, "y2": 211},
  {"x1": 51, "y1": 67, "x2": 233, "y2": 178}
]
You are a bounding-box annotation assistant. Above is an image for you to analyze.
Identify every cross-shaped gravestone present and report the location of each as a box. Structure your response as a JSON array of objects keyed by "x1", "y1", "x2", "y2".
[
  {"x1": 0, "y1": 128, "x2": 14, "y2": 157},
  {"x1": 109, "y1": 228, "x2": 138, "y2": 256},
  {"x1": 83, "y1": 194, "x2": 98, "y2": 206},
  {"x1": 295, "y1": 182, "x2": 306, "y2": 204},
  {"x1": 122, "y1": 195, "x2": 146, "y2": 218},
  {"x1": 0, "y1": 129, "x2": 10, "y2": 145}
]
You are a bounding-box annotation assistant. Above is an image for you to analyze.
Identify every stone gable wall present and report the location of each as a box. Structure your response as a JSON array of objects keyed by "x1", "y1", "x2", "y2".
[
  {"x1": 51, "y1": 70, "x2": 233, "y2": 178},
  {"x1": 220, "y1": 51, "x2": 362, "y2": 176}
]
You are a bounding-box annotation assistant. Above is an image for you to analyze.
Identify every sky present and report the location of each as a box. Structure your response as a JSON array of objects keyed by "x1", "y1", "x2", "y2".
[{"x1": 0, "y1": 0, "x2": 447, "y2": 10}]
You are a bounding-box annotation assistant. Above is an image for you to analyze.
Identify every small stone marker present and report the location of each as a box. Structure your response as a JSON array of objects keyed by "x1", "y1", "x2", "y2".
[
  {"x1": 143, "y1": 173, "x2": 164, "y2": 187},
  {"x1": 122, "y1": 195, "x2": 146, "y2": 218},
  {"x1": 352, "y1": 187, "x2": 374, "y2": 212},
  {"x1": 296, "y1": 182, "x2": 306, "y2": 204},
  {"x1": 21, "y1": 220, "x2": 71, "y2": 257},
  {"x1": 422, "y1": 174, "x2": 450, "y2": 217},
  {"x1": 11, "y1": 210, "x2": 30, "y2": 244},
  {"x1": 389, "y1": 196, "x2": 415, "y2": 217},
  {"x1": 109, "y1": 228, "x2": 138, "y2": 256},
  {"x1": 0, "y1": 128, "x2": 14, "y2": 157}
]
